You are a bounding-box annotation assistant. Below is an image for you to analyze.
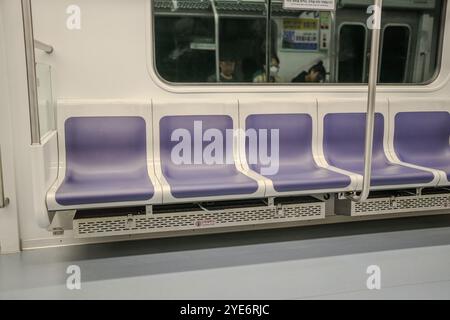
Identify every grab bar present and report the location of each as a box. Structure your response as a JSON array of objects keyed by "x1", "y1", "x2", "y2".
[
  {"x1": 265, "y1": 0, "x2": 272, "y2": 82},
  {"x1": 34, "y1": 40, "x2": 53, "y2": 54},
  {"x1": 346, "y1": 0, "x2": 383, "y2": 203},
  {"x1": 0, "y1": 148, "x2": 10, "y2": 209},
  {"x1": 329, "y1": 10, "x2": 337, "y2": 83},
  {"x1": 21, "y1": 0, "x2": 41, "y2": 145},
  {"x1": 210, "y1": 0, "x2": 220, "y2": 82}
]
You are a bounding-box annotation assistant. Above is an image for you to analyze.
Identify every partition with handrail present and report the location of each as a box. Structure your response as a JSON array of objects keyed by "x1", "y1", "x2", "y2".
[{"x1": 21, "y1": 0, "x2": 54, "y2": 146}]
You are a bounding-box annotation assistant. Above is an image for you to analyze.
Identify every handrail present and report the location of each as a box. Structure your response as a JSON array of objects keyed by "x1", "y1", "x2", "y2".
[
  {"x1": 346, "y1": 0, "x2": 383, "y2": 203},
  {"x1": 34, "y1": 39, "x2": 53, "y2": 54},
  {"x1": 21, "y1": 0, "x2": 41, "y2": 145},
  {"x1": 265, "y1": 0, "x2": 272, "y2": 82},
  {"x1": 330, "y1": 10, "x2": 337, "y2": 83},
  {"x1": 0, "y1": 148, "x2": 10, "y2": 209},
  {"x1": 210, "y1": 0, "x2": 220, "y2": 82}
]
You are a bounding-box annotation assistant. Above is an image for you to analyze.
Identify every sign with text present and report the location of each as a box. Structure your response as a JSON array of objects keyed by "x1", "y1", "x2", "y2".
[
  {"x1": 282, "y1": 18, "x2": 320, "y2": 51},
  {"x1": 283, "y1": 0, "x2": 336, "y2": 11}
]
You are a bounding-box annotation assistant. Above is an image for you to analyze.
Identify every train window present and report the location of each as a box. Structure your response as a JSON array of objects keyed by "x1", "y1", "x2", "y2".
[
  {"x1": 152, "y1": 0, "x2": 444, "y2": 85},
  {"x1": 379, "y1": 25, "x2": 410, "y2": 83}
]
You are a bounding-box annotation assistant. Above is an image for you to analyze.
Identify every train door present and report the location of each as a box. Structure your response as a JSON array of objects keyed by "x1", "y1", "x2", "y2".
[
  {"x1": 0, "y1": 5, "x2": 20, "y2": 254},
  {"x1": 336, "y1": 9, "x2": 369, "y2": 83},
  {"x1": 336, "y1": 8, "x2": 419, "y2": 83}
]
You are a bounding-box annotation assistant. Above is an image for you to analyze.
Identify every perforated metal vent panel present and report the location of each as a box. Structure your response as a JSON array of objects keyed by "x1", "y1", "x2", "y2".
[
  {"x1": 74, "y1": 201, "x2": 325, "y2": 238},
  {"x1": 337, "y1": 193, "x2": 450, "y2": 217}
]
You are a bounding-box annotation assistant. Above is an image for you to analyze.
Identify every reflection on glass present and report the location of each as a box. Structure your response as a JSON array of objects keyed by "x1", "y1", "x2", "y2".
[
  {"x1": 379, "y1": 26, "x2": 410, "y2": 83},
  {"x1": 152, "y1": 0, "x2": 444, "y2": 85},
  {"x1": 274, "y1": 9, "x2": 329, "y2": 84},
  {"x1": 36, "y1": 63, "x2": 55, "y2": 138},
  {"x1": 338, "y1": 25, "x2": 366, "y2": 83},
  {"x1": 154, "y1": 0, "x2": 215, "y2": 82},
  {"x1": 219, "y1": 18, "x2": 267, "y2": 83}
]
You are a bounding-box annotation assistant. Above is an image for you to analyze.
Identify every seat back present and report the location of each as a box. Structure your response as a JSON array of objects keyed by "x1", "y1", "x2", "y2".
[
  {"x1": 323, "y1": 113, "x2": 387, "y2": 172},
  {"x1": 64, "y1": 116, "x2": 148, "y2": 180},
  {"x1": 159, "y1": 114, "x2": 237, "y2": 179},
  {"x1": 394, "y1": 111, "x2": 450, "y2": 163},
  {"x1": 245, "y1": 113, "x2": 316, "y2": 175}
]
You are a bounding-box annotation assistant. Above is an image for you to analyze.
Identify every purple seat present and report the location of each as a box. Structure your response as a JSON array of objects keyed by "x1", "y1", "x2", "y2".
[
  {"x1": 160, "y1": 115, "x2": 258, "y2": 198},
  {"x1": 394, "y1": 111, "x2": 450, "y2": 180},
  {"x1": 246, "y1": 114, "x2": 351, "y2": 192},
  {"x1": 323, "y1": 113, "x2": 434, "y2": 186},
  {"x1": 55, "y1": 117, "x2": 155, "y2": 205}
]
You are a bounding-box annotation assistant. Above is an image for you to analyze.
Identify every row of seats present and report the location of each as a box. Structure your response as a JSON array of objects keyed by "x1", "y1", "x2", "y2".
[{"x1": 46, "y1": 98, "x2": 450, "y2": 211}]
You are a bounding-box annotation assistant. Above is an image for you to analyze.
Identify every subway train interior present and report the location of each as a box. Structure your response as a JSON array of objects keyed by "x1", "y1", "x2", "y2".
[{"x1": 0, "y1": 0, "x2": 450, "y2": 300}]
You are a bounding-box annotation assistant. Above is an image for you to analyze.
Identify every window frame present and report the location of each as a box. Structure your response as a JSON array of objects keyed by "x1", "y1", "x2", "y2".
[{"x1": 146, "y1": 0, "x2": 447, "y2": 93}]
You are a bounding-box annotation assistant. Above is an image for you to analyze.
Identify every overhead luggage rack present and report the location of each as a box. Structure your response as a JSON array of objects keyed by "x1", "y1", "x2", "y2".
[
  {"x1": 153, "y1": 0, "x2": 302, "y2": 17},
  {"x1": 154, "y1": 0, "x2": 212, "y2": 11},
  {"x1": 270, "y1": 1, "x2": 312, "y2": 16},
  {"x1": 216, "y1": 0, "x2": 266, "y2": 12},
  {"x1": 338, "y1": 0, "x2": 437, "y2": 10},
  {"x1": 153, "y1": 0, "x2": 213, "y2": 16},
  {"x1": 73, "y1": 196, "x2": 325, "y2": 238},
  {"x1": 153, "y1": 0, "x2": 270, "y2": 17},
  {"x1": 214, "y1": 0, "x2": 306, "y2": 14},
  {"x1": 335, "y1": 188, "x2": 450, "y2": 216}
]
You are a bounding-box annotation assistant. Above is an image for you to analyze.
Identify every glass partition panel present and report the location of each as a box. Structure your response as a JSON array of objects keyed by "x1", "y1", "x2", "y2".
[
  {"x1": 338, "y1": 24, "x2": 367, "y2": 83},
  {"x1": 379, "y1": 25, "x2": 410, "y2": 83},
  {"x1": 36, "y1": 63, "x2": 55, "y2": 138}
]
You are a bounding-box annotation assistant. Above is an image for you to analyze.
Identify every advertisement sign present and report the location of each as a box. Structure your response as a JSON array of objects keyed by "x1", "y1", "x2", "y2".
[
  {"x1": 283, "y1": 0, "x2": 336, "y2": 11},
  {"x1": 282, "y1": 18, "x2": 320, "y2": 51}
]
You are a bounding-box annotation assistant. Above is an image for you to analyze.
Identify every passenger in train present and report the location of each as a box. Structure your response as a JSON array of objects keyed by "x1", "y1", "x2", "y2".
[
  {"x1": 207, "y1": 51, "x2": 237, "y2": 83},
  {"x1": 252, "y1": 55, "x2": 281, "y2": 83},
  {"x1": 164, "y1": 18, "x2": 199, "y2": 82},
  {"x1": 291, "y1": 60, "x2": 326, "y2": 83}
]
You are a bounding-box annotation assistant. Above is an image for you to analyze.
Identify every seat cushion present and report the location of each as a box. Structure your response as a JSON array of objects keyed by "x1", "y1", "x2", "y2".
[
  {"x1": 366, "y1": 163, "x2": 434, "y2": 186},
  {"x1": 269, "y1": 167, "x2": 351, "y2": 193},
  {"x1": 165, "y1": 167, "x2": 259, "y2": 198},
  {"x1": 56, "y1": 171, "x2": 154, "y2": 205}
]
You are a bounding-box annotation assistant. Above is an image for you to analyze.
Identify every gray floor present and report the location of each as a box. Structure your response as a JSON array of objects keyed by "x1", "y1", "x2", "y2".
[{"x1": 2, "y1": 215, "x2": 450, "y2": 299}]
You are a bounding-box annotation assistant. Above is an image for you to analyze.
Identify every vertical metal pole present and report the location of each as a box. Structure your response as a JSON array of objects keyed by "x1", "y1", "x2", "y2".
[
  {"x1": 329, "y1": 11, "x2": 337, "y2": 83},
  {"x1": 347, "y1": 0, "x2": 383, "y2": 203},
  {"x1": 0, "y1": 148, "x2": 10, "y2": 208},
  {"x1": 265, "y1": 0, "x2": 272, "y2": 82},
  {"x1": 210, "y1": 0, "x2": 220, "y2": 82},
  {"x1": 21, "y1": 0, "x2": 41, "y2": 145}
]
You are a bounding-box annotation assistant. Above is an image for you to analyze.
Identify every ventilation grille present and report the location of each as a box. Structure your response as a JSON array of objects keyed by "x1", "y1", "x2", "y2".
[
  {"x1": 74, "y1": 201, "x2": 324, "y2": 238},
  {"x1": 338, "y1": 193, "x2": 450, "y2": 217}
]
